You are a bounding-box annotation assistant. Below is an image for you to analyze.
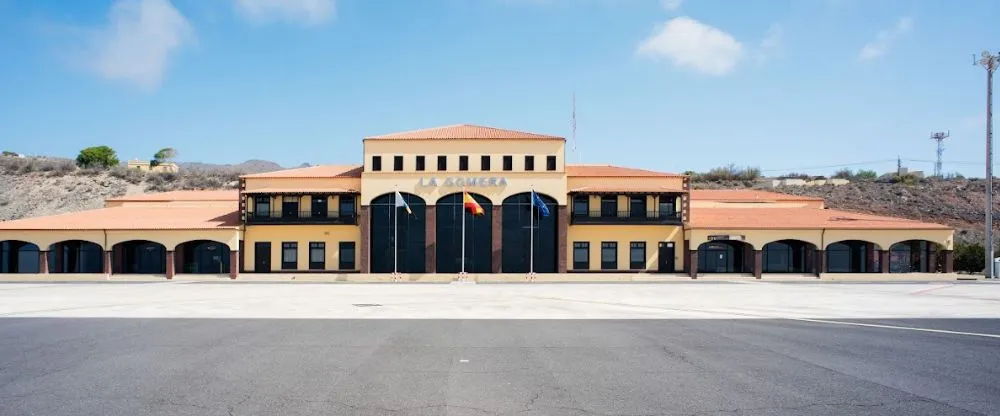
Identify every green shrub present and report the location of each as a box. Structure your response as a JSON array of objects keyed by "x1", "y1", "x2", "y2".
[
  {"x1": 75, "y1": 145, "x2": 119, "y2": 169},
  {"x1": 855, "y1": 169, "x2": 878, "y2": 181},
  {"x1": 833, "y1": 168, "x2": 852, "y2": 179}
]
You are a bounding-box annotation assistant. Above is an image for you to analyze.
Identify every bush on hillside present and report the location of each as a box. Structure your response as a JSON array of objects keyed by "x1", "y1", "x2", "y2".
[
  {"x1": 855, "y1": 169, "x2": 878, "y2": 181},
  {"x1": 75, "y1": 146, "x2": 119, "y2": 169},
  {"x1": 109, "y1": 166, "x2": 145, "y2": 184},
  {"x1": 953, "y1": 242, "x2": 987, "y2": 274},
  {"x1": 832, "y1": 168, "x2": 852, "y2": 179},
  {"x1": 696, "y1": 164, "x2": 761, "y2": 182}
]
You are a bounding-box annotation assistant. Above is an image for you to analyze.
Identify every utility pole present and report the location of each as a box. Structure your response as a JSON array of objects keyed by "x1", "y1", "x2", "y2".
[
  {"x1": 897, "y1": 155, "x2": 902, "y2": 176},
  {"x1": 930, "y1": 131, "x2": 949, "y2": 177},
  {"x1": 976, "y1": 51, "x2": 997, "y2": 278}
]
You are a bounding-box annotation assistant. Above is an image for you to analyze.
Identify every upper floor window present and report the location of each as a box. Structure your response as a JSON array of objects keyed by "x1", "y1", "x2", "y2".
[
  {"x1": 524, "y1": 155, "x2": 535, "y2": 171},
  {"x1": 254, "y1": 196, "x2": 270, "y2": 218},
  {"x1": 630, "y1": 196, "x2": 647, "y2": 218},
  {"x1": 393, "y1": 155, "x2": 403, "y2": 171},
  {"x1": 459, "y1": 155, "x2": 469, "y2": 171},
  {"x1": 437, "y1": 155, "x2": 447, "y2": 171},
  {"x1": 339, "y1": 195, "x2": 356, "y2": 218},
  {"x1": 601, "y1": 196, "x2": 617, "y2": 217},
  {"x1": 416, "y1": 156, "x2": 426, "y2": 171},
  {"x1": 481, "y1": 155, "x2": 491, "y2": 171},
  {"x1": 503, "y1": 156, "x2": 513, "y2": 171},
  {"x1": 572, "y1": 195, "x2": 589, "y2": 216},
  {"x1": 546, "y1": 155, "x2": 557, "y2": 171},
  {"x1": 371, "y1": 156, "x2": 382, "y2": 172}
]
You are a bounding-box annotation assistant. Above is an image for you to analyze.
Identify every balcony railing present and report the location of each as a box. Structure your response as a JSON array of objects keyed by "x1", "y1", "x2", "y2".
[
  {"x1": 246, "y1": 210, "x2": 358, "y2": 225},
  {"x1": 571, "y1": 210, "x2": 681, "y2": 225}
]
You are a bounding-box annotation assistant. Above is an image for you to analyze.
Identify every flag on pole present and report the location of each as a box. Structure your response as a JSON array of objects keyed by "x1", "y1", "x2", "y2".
[
  {"x1": 530, "y1": 191, "x2": 550, "y2": 217},
  {"x1": 463, "y1": 192, "x2": 485, "y2": 216},
  {"x1": 394, "y1": 191, "x2": 412, "y2": 215}
]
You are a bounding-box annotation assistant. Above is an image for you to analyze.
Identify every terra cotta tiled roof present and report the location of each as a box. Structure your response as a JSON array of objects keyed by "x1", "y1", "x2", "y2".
[
  {"x1": 569, "y1": 185, "x2": 685, "y2": 193},
  {"x1": 365, "y1": 124, "x2": 563, "y2": 140},
  {"x1": 0, "y1": 206, "x2": 239, "y2": 230},
  {"x1": 242, "y1": 187, "x2": 358, "y2": 194},
  {"x1": 690, "y1": 189, "x2": 824, "y2": 202},
  {"x1": 688, "y1": 207, "x2": 949, "y2": 230},
  {"x1": 240, "y1": 165, "x2": 363, "y2": 179},
  {"x1": 566, "y1": 164, "x2": 684, "y2": 177},
  {"x1": 106, "y1": 190, "x2": 239, "y2": 202}
]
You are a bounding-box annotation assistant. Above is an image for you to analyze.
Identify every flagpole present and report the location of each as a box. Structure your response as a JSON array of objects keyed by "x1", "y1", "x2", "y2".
[
  {"x1": 461, "y1": 190, "x2": 466, "y2": 274},
  {"x1": 393, "y1": 188, "x2": 398, "y2": 275},
  {"x1": 530, "y1": 187, "x2": 534, "y2": 275}
]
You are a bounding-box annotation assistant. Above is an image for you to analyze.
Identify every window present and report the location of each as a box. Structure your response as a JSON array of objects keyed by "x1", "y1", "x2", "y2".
[
  {"x1": 546, "y1": 155, "x2": 557, "y2": 171},
  {"x1": 393, "y1": 155, "x2": 403, "y2": 171},
  {"x1": 281, "y1": 242, "x2": 297, "y2": 270},
  {"x1": 658, "y1": 197, "x2": 675, "y2": 219},
  {"x1": 630, "y1": 196, "x2": 647, "y2": 218},
  {"x1": 481, "y1": 155, "x2": 491, "y2": 171},
  {"x1": 524, "y1": 155, "x2": 535, "y2": 171},
  {"x1": 254, "y1": 196, "x2": 270, "y2": 218},
  {"x1": 437, "y1": 155, "x2": 447, "y2": 171},
  {"x1": 371, "y1": 156, "x2": 382, "y2": 172},
  {"x1": 416, "y1": 156, "x2": 425, "y2": 171},
  {"x1": 311, "y1": 195, "x2": 328, "y2": 218},
  {"x1": 339, "y1": 195, "x2": 356, "y2": 219},
  {"x1": 601, "y1": 242, "x2": 617, "y2": 270},
  {"x1": 282, "y1": 196, "x2": 300, "y2": 219},
  {"x1": 503, "y1": 156, "x2": 513, "y2": 171},
  {"x1": 309, "y1": 242, "x2": 325, "y2": 270},
  {"x1": 339, "y1": 242, "x2": 356, "y2": 270},
  {"x1": 459, "y1": 155, "x2": 469, "y2": 171},
  {"x1": 573, "y1": 242, "x2": 590, "y2": 270},
  {"x1": 600, "y1": 196, "x2": 617, "y2": 217},
  {"x1": 572, "y1": 195, "x2": 589, "y2": 216},
  {"x1": 630, "y1": 242, "x2": 646, "y2": 270}
]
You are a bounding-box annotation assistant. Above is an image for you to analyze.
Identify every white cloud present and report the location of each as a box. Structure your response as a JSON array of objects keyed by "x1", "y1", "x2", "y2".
[
  {"x1": 858, "y1": 16, "x2": 913, "y2": 61},
  {"x1": 754, "y1": 23, "x2": 783, "y2": 64},
  {"x1": 84, "y1": 0, "x2": 194, "y2": 91},
  {"x1": 661, "y1": 0, "x2": 683, "y2": 11},
  {"x1": 636, "y1": 17, "x2": 744, "y2": 76},
  {"x1": 233, "y1": 0, "x2": 335, "y2": 26}
]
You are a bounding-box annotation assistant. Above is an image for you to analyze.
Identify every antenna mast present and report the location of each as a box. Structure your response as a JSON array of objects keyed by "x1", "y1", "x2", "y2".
[
  {"x1": 571, "y1": 92, "x2": 577, "y2": 163},
  {"x1": 930, "y1": 131, "x2": 950, "y2": 177}
]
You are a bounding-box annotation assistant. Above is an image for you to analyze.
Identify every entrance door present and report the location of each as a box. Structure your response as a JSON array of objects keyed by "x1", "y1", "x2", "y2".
[
  {"x1": 657, "y1": 242, "x2": 675, "y2": 273},
  {"x1": 254, "y1": 242, "x2": 271, "y2": 273}
]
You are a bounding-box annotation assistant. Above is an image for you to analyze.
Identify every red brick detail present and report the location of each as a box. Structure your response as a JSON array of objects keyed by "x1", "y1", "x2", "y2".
[
  {"x1": 754, "y1": 250, "x2": 763, "y2": 279},
  {"x1": 229, "y1": 251, "x2": 239, "y2": 279},
  {"x1": 113, "y1": 245, "x2": 124, "y2": 274},
  {"x1": 943, "y1": 250, "x2": 954, "y2": 273},
  {"x1": 174, "y1": 246, "x2": 185, "y2": 274},
  {"x1": 359, "y1": 206, "x2": 370, "y2": 274},
  {"x1": 879, "y1": 250, "x2": 890, "y2": 273},
  {"x1": 38, "y1": 251, "x2": 49, "y2": 274},
  {"x1": 491, "y1": 205, "x2": 502, "y2": 273},
  {"x1": 682, "y1": 239, "x2": 690, "y2": 273},
  {"x1": 238, "y1": 240, "x2": 245, "y2": 273},
  {"x1": 165, "y1": 251, "x2": 175, "y2": 279},
  {"x1": 425, "y1": 205, "x2": 437, "y2": 273},
  {"x1": 103, "y1": 251, "x2": 112, "y2": 275},
  {"x1": 815, "y1": 250, "x2": 825, "y2": 276},
  {"x1": 688, "y1": 250, "x2": 698, "y2": 278},
  {"x1": 557, "y1": 205, "x2": 568, "y2": 273}
]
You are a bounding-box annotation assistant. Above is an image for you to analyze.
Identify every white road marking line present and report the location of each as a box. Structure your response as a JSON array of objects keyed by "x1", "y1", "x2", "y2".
[{"x1": 787, "y1": 318, "x2": 1000, "y2": 339}]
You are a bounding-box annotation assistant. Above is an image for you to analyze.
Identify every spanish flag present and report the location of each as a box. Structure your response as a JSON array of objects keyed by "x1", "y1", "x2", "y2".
[{"x1": 463, "y1": 192, "x2": 485, "y2": 216}]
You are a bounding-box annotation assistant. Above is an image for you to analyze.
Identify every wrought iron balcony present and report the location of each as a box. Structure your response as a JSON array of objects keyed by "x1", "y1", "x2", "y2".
[
  {"x1": 570, "y1": 210, "x2": 681, "y2": 225},
  {"x1": 245, "y1": 211, "x2": 358, "y2": 225}
]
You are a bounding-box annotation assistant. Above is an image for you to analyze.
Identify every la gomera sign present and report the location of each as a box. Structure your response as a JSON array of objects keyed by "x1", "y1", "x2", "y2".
[{"x1": 417, "y1": 177, "x2": 509, "y2": 187}]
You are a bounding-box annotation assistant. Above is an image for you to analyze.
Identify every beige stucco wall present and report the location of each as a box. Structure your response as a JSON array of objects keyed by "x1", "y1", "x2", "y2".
[
  {"x1": 567, "y1": 225, "x2": 684, "y2": 271},
  {"x1": 243, "y1": 225, "x2": 361, "y2": 271},
  {"x1": 688, "y1": 228, "x2": 953, "y2": 250},
  {"x1": 0, "y1": 229, "x2": 239, "y2": 251}
]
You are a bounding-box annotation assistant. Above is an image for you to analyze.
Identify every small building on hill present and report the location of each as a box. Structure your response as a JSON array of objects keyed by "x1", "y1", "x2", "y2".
[{"x1": 127, "y1": 159, "x2": 179, "y2": 173}]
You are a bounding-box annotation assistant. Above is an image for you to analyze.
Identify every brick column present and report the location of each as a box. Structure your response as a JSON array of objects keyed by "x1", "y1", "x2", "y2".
[
  {"x1": 557, "y1": 205, "x2": 568, "y2": 273},
  {"x1": 879, "y1": 250, "x2": 890, "y2": 273},
  {"x1": 815, "y1": 250, "x2": 825, "y2": 276},
  {"x1": 682, "y1": 239, "x2": 690, "y2": 273},
  {"x1": 229, "y1": 251, "x2": 239, "y2": 279},
  {"x1": 753, "y1": 250, "x2": 763, "y2": 279},
  {"x1": 425, "y1": 205, "x2": 436, "y2": 273},
  {"x1": 688, "y1": 250, "x2": 698, "y2": 278},
  {"x1": 238, "y1": 240, "x2": 245, "y2": 273},
  {"x1": 103, "y1": 251, "x2": 112, "y2": 275},
  {"x1": 113, "y1": 245, "x2": 124, "y2": 274},
  {"x1": 359, "y1": 206, "x2": 370, "y2": 274},
  {"x1": 943, "y1": 250, "x2": 954, "y2": 273},
  {"x1": 174, "y1": 246, "x2": 185, "y2": 274},
  {"x1": 165, "y1": 251, "x2": 175, "y2": 279},
  {"x1": 38, "y1": 251, "x2": 49, "y2": 274},
  {"x1": 492, "y1": 205, "x2": 503, "y2": 273}
]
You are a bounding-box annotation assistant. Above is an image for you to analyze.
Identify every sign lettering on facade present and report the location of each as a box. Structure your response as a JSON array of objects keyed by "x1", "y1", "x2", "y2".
[
  {"x1": 418, "y1": 177, "x2": 508, "y2": 187},
  {"x1": 708, "y1": 235, "x2": 745, "y2": 241}
]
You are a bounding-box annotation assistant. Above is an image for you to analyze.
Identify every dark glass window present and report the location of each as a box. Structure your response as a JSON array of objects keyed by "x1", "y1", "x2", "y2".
[
  {"x1": 371, "y1": 156, "x2": 382, "y2": 172},
  {"x1": 459, "y1": 156, "x2": 469, "y2": 171},
  {"x1": 503, "y1": 156, "x2": 513, "y2": 171},
  {"x1": 311, "y1": 195, "x2": 328, "y2": 218},
  {"x1": 601, "y1": 242, "x2": 617, "y2": 270},
  {"x1": 630, "y1": 196, "x2": 647, "y2": 218},
  {"x1": 481, "y1": 155, "x2": 491, "y2": 171},
  {"x1": 393, "y1": 156, "x2": 403, "y2": 171},
  {"x1": 573, "y1": 242, "x2": 589, "y2": 270},
  {"x1": 415, "y1": 156, "x2": 425, "y2": 171},
  {"x1": 339, "y1": 242, "x2": 356, "y2": 270},
  {"x1": 254, "y1": 196, "x2": 270, "y2": 218},
  {"x1": 437, "y1": 155, "x2": 447, "y2": 171},
  {"x1": 309, "y1": 242, "x2": 325, "y2": 270},
  {"x1": 572, "y1": 195, "x2": 589, "y2": 216},
  {"x1": 339, "y1": 195, "x2": 356, "y2": 219},
  {"x1": 524, "y1": 155, "x2": 535, "y2": 171},
  {"x1": 282, "y1": 196, "x2": 299, "y2": 219},
  {"x1": 630, "y1": 242, "x2": 646, "y2": 270},
  {"x1": 281, "y1": 242, "x2": 297, "y2": 270},
  {"x1": 659, "y1": 197, "x2": 675, "y2": 218},
  {"x1": 600, "y1": 196, "x2": 617, "y2": 217},
  {"x1": 546, "y1": 155, "x2": 557, "y2": 171}
]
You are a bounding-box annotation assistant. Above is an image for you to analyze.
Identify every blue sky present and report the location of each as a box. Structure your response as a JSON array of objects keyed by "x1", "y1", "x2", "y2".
[{"x1": 0, "y1": 0, "x2": 998, "y2": 177}]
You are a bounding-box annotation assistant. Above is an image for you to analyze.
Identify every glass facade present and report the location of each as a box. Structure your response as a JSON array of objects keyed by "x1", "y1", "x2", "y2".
[
  {"x1": 370, "y1": 192, "x2": 426, "y2": 273},
  {"x1": 501, "y1": 192, "x2": 557, "y2": 273},
  {"x1": 436, "y1": 193, "x2": 492, "y2": 273}
]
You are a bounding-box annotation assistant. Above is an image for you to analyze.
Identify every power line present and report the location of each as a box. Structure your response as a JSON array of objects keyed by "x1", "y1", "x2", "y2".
[{"x1": 760, "y1": 159, "x2": 897, "y2": 173}]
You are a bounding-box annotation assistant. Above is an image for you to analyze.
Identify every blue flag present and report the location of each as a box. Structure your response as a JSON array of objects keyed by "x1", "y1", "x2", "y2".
[{"x1": 531, "y1": 191, "x2": 550, "y2": 217}]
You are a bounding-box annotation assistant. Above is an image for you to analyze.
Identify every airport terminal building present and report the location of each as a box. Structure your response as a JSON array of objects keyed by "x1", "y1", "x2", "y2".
[{"x1": 0, "y1": 125, "x2": 955, "y2": 278}]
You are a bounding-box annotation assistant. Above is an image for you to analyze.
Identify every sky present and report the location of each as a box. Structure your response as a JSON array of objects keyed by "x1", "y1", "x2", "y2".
[{"x1": 0, "y1": 0, "x2": 998, "y2": 177}]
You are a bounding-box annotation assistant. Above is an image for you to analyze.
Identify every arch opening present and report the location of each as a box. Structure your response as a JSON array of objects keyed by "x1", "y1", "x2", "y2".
[
  {"x1": 889, "y1": 240, "x2": 942, "y2": 273},
  {"x1": 501, "y1": 192, "x2": 557, "y2": 273},
  {"x1": 762, "y1": 239, "x2": 817, "y2": 273},
  {"x1": 697, "y1": 240, "x2": 753, "y2": 273},
  {"x1": 436, "y1": 193, "x2": 492, "y2": 273},
  {"x1": 48, "y1": 240, "x2": 103, "y2": 273},
  {"x1": 175, "y1": 240, "x2": 230, "y2": 274},
  {"x1": 0, "y1": 240, "x2": 40, "y2": 273},
  {"x1": 369, "y1": 192, "x2": 426, "y2": 273},
  {"x1": 112, "y1": 240, "x2": 167, "y2": 274},
  {"x1": 826, "y1": 240, "x2": 882, "y2": 273}
]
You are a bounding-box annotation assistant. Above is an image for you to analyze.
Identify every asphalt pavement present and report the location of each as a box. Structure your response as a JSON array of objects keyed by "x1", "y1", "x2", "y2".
[{"x1": 2, "y1": 317, "x2": 999, "y2": 415}]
